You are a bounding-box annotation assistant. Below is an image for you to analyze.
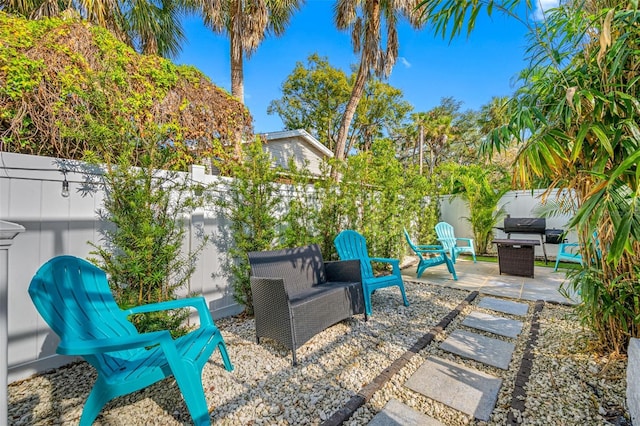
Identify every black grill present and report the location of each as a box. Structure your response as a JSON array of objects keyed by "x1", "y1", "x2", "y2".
[
  {"x1": 545, "y1": 229, "x2": 564, "y2": 244},
  {"x1": 503, "y1": 217, "x2": 546, "y2": 234},
  {"x1": 498, "y1": 217, "x2": 549, "y2": 263}
]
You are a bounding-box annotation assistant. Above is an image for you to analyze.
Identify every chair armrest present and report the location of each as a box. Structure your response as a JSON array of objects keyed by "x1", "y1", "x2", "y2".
[
  {"x1": 369, "y1": 257, "x2": 400, "y2": 266},
  {"x1": 325, "y1": 259, "x2": 361, "y2": 283},
  {"x1": 124, "y1": 297, "x2": 213, "y2": 327},
  {"x1": 560, "y1": 243, "x2": 579, "y2": 248},
  {"x1": 456, "y1": 238, "x2": 474, "y2": 244},
  {"x1": 57, "y1": 331, "x2": 171, "y2": 356},
  {"x1": 370, "y1": 257, "x2": 401, "y2": 275},
  {"x1": 415, "y1": 244, "x2": 442, "y2": 250},
  {"x1": 250, "y1": 276, "x2": 290, "y2": 310}
]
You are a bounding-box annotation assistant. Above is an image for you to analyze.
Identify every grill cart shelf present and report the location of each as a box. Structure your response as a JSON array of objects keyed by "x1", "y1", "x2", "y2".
[{"x1": 492, "y1": 239, "x2": 541, "y2": 278}]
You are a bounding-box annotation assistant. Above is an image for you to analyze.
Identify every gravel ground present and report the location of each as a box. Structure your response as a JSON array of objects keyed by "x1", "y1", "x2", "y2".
[{"x1": 8, "y1": 281, "x2": 630, "y2": 425}]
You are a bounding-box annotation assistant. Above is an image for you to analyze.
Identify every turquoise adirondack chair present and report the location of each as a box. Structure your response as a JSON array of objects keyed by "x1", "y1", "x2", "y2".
[
  {"x1": 554, "y1": 242, "x2": 583, "y2": 271},
  {"x1": 434, "y1": 221, "x2": 477, "y2": 263},
  {"x1": 403, "y1": 228, "x2": 458, "y2": 280},
  {"x1": 28, "y1": 256, "x2": 233, "y2": 426},
  {"x1": 554, "y1": 231, "x2": 601, "y2": 271},
  {"x1": 334, "y1": 230, "x2": 409, "y2": 316}
]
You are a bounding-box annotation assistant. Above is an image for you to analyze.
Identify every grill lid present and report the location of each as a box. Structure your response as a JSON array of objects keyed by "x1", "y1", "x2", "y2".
[{"x1": 503, "y1": 217, "x2": 546, "y2": 234}]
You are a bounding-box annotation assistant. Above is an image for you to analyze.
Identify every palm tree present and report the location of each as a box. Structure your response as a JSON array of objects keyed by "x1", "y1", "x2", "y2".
[
  {"x1": 1, "y1": 0, "x2": 192, "y2": 57},
  {"x1": 202, "y1": 0, "x2": 303, "y2": 104},
  {"x1": 333, "y1": 0, "x2": 425, "y2": 161},
  {"x1": 483, "y1": 1, "x2": 640, "y2": 353}
]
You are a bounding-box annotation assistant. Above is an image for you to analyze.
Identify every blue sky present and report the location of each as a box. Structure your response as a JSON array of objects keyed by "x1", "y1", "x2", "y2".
[{"x1": 176, "y1": 0, "x2": 543, "y2": 133}]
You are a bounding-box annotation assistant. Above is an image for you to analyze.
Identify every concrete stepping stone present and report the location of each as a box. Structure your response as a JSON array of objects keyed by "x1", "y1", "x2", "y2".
[
  {"x1": 478, "y1": 297, "x2": 529, "y2": 316},
  {"x1": 462, "y1": 311, "x2": 524, "y2": 339},
  {"x1": 368, "y1": 399, "x2": 445, "y2": 426},
  {"x1": 439, "y1": 329, "x2": 515, "y2": 370},
  {"x1": 405, "y1": 356, "x2": 502, "y2": 422}
]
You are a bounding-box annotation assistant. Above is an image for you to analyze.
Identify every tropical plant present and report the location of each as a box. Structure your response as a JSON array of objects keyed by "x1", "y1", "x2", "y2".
[
  {"x1": 218, "y1": 138, "x2": 282, "y2": 315},
  {"x1": 279, "y1": 158, "x2": 322, "y2": 248},
  {"x1": 482, "y1": 2, "x2": 640, "y2": 353},
  {"x1": 267, "y1": 54, "x2": 352, "y2": 151},
  {"x1": 0, "y1": 0, "x2": 196, "y2": 57},
  {"x1": 333, "y1": 0, "x2": 425, "y2": 161},
  {"x1": 438, "y1": 162, "x2": 511, "y2": 254},
  {"x1": 202, "y1": 0, "x2": 303, "y2": 104},
  {"x1": 89, "y1": 138, "x2": 206, "y2": 336}
]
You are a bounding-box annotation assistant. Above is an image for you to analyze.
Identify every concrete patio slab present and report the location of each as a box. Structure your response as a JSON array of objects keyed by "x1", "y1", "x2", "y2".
[
  {"x1": 462, "y1": 311, "x2": 524, "y2": 338},
  {"x1": 367, "y1": 399, "x2": 445, "y2": 426},
  {"x1": 405, "y1": 356, "x2": 502, "y2": 421},
  {"x1": 402, "y1": 258, "x2": 578, "y2": 305},
  {"x1": 478, "y1": 297, "x2": 529, "y2": 316},
  {"x1": 439, "y1": 329, "x2": 515, "y2": 370}
]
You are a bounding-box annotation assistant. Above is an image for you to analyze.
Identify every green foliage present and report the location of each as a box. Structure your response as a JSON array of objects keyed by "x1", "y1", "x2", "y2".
[
  {"x1": 219, "y1": 139, "x2": 282, "y2": 314},
  {"x1": 332, "y1": 139, "x2": 431, "y2": 260},
  {"x1": 279, "y1": 159, "x2": 322, "y2": 249},
  {"x1": 398, "y1": 97, "x2": 489, "y2": 173},
  {"x1": 267, "y1": 54, "x2": 350, "y2": 152},
  {"x1": 89, "y1": 137, "x2": 206, "y2": 336},
  {"x1": 483, "y1": 1, "x2": 640, "y2": 353},
  {"x1": 0, "y1": 0, "x2": 194, "y2": 57},
  {"x1": 438, "y1": 162, "x2": 511, "y2": 254},
  {"x1": 0, "y1": 13, "x2": 251, "y2": 166},
  {"x1": 268, "y1": 54, "x2": 413, "y2": 155}
]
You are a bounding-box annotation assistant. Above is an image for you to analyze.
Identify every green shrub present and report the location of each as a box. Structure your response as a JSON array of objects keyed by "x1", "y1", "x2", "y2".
[{"x1": 89, "y1": 139, "x2": 206, "y2": 336}]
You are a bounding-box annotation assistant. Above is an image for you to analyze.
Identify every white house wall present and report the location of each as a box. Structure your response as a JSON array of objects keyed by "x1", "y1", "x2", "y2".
[{"x1": 264, "y1": 137, "x2": 325, "y2": 176}]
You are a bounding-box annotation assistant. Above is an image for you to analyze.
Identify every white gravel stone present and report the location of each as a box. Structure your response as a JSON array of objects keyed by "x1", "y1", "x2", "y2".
[{"x1": 7, "y1": 283, "x2": 630, "y2": 425}]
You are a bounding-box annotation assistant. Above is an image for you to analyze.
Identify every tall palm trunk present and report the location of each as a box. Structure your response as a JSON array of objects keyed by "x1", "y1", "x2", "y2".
[
  {"x1": 230, "y1": 0, "x2": 244, "y2": 104},
  {"x1": 334, "y1": 59, "x2": 369, "y2": 161},
  {"x1": 229, "y1": 0, "x2": 244, "y2": 159},
  {"x1": 334, "y1": 0, "x2": 387, "y2": 162}
]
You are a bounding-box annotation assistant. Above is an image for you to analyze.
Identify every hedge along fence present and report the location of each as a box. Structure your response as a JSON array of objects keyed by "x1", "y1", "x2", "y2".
[
  {"x1": 1, "y1": 143, "x2": 434, "y2": 381},
  {"x1": 1, "y1": 147, "x2": 574, "y2": 382}
]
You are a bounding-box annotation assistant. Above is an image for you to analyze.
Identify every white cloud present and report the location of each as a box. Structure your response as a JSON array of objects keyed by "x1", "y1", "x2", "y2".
[
  {"x1": 399, "y1": 57, "x2": 411, "y2": 68},
  {"x1": 533, "y1": 0, "x2": 560, "y2": 20}
]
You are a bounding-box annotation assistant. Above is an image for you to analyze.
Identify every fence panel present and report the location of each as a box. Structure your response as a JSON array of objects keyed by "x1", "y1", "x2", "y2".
[{"x1": 2, "y1": 152, "x2": 579, "y2": 382}]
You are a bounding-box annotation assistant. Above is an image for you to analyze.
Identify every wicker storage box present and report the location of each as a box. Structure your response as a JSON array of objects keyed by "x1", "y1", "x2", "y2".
[{"x1": 497, "y1": 243, "x2": 535, "y2": 278}]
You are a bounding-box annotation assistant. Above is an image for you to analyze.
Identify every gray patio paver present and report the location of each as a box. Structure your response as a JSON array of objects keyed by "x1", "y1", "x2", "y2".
[
  {"x1": 439, "y1": 329, "x2": 515, "y2": 370},
  {"x1": 367, "y1": 399, "x2": 446, "y2": 426},
  {"x1": 477, "y1": 296, "x2": 529, "y2": 316},
  {"x1": 405, "y1": 356, "x2": 502, "y2": 421},
  {"x1": 462, "y1": 311, "x2": 523, "y2": 339}
]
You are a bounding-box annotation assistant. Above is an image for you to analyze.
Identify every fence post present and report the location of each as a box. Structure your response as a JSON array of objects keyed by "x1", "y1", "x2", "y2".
[{"x1": 0, "y1": 220, "x2": 25, "y2": 423}]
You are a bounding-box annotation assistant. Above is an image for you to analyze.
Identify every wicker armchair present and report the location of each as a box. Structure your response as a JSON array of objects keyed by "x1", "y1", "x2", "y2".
[{"x1": 248, "y1": 244, "x2": 366, "y2": 365}]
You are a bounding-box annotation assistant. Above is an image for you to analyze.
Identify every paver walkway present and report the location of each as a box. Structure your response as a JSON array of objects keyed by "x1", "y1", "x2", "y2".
[{"x1": 368, "y1": 259, "x2": 571, "y2": 425}]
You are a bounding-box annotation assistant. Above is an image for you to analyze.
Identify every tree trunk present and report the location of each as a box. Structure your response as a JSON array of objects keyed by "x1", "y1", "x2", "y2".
[
  {"x1": 230, "y1": 1, "x2": 244, "y2": 159},
  {"x1": 230, "y1": 2, "x2": 244, "y2": 104},
  {"x1": 334, "y1": 60, "x2": 369, "y2": 161}
]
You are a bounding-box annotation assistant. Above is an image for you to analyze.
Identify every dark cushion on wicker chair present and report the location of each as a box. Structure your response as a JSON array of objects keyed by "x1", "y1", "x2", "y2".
[{"x1": 248, "y1": 244, "x2": 365, "y2": 365}]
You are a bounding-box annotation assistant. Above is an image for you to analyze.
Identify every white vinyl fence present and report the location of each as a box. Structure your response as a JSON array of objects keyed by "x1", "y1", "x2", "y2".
[
  {"x1": 1, "y1": 151, "x2": 577, "y2": 383},
  {"x1": 0, "y1": 152, "x2": 242, "y2": 383},
  {"x1": 440, "y1": 190, "x2": 577, "y2": 259}
]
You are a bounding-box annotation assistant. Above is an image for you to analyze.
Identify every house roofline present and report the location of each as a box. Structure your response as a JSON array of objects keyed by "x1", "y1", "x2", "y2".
[{"x1": 260, "y1": 129, "x2": 334, "y2": 158}]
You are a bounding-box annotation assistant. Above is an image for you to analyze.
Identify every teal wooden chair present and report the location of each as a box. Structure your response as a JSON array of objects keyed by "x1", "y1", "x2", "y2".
[
  {"x1": 554, "y1": 242, "x2": 584, "y2": 271},
  {"x1": 334, "y1": 230, "x2": 409, "y2": 316},
  {"x1": 434, "y1": 221, "x2": 477, "y2": 263},
  {"x1": 553, "y1": 231, "x2": 601, "y2": 271},
  {"x1": 28, "y1": 255, "x2": 233, "y2": 426},
  {"x1": 403, "y1": 228, "x2": 458, "y2": 280}
]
